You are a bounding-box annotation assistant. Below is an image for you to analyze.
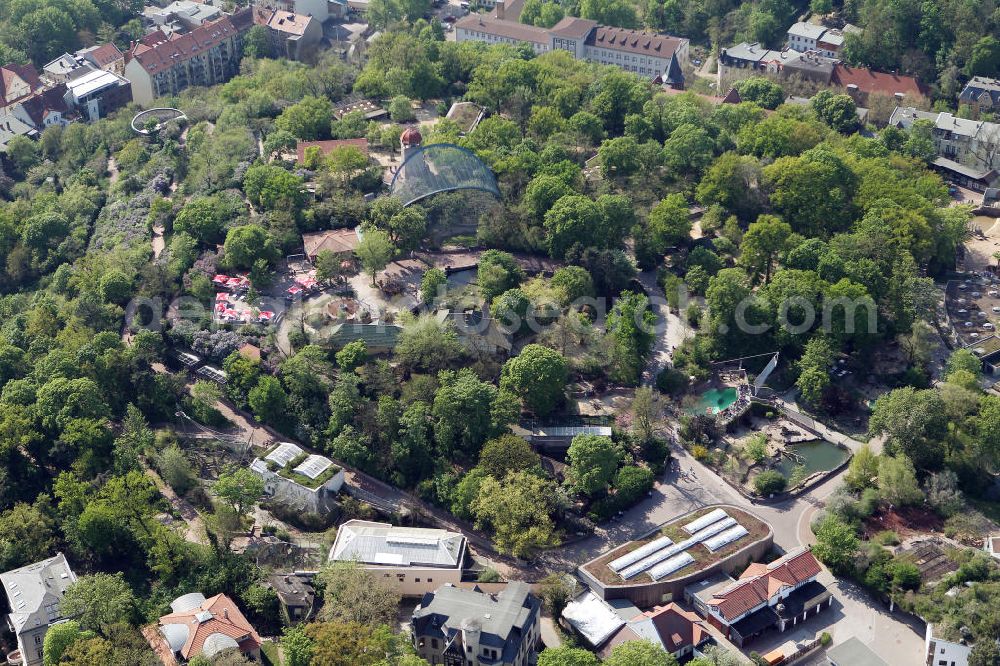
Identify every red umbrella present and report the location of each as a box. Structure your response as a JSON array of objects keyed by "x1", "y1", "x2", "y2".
[
  {"x1": 212, "y1": 274, "x2": 229, "y2": 283},
  {"x1": 287, "y1": 286, "x2": 303, "y2": 295},
  {"x1": 215, "y1": 293, "x2": 229, "y2": 301}
]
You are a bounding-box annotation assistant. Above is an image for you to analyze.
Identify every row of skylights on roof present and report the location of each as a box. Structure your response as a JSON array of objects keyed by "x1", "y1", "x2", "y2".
[
  {"x1": 611, "y1": 510, "x2": 749, "y2": 581},
  {"x1": 683, "y1": 508, "x2": 727, "y2": 534},
  {"x1": 266, "y1": 442, "x2": 303, "y2": 467},
  {"x1": 704, "y1": 525, "x2": 749, "y2": 552},
  {"x1": 647, "y1": 552, "x2": 695, "y2": 580},
  {"x1": 608, "y1": 536, "x2": 673, "y2": 572},
  {"x1": 293, "y1": 454, "x2": 333, "y2": 480}
]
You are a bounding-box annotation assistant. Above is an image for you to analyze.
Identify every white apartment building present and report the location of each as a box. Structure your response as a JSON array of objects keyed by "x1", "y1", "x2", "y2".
[
  {"x1": 786, "y1": 21, "x2": 859, "y2": 59},
  {"x1": 1, "y1": 554, "x2": 77, "y2": 666},
  {"x1": 329, "y1": 520, "x2": 467, "y2": 597}
]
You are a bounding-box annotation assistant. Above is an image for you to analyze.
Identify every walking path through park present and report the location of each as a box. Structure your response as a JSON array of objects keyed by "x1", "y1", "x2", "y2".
[{"x1": 142, "y1": 460, "x2": 208, "y2": 545}]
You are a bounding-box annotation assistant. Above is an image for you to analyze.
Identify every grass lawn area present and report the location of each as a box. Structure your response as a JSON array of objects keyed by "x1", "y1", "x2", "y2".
[{"x1": 262, "y1": 641, "x2": 282, "y2": 666}]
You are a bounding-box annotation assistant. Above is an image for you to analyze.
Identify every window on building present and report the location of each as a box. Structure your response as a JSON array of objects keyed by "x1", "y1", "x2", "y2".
[
  {"x1": 415, "y1": 578, "x2": 421, "y2": 582},
  {"x1": 35, "y1": 636, "x2": 42, "y2": 645},
  {"x1": 428, "y1": 578, "x2": 433, "y2": 583}
]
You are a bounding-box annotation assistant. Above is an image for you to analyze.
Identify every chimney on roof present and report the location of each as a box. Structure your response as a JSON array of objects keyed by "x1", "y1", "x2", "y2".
[
  {"x1": 894, "y1": 91, "x2": 905, "y2": 101},
  {"x1": 223, "y1": 608, "x2": 229, "y2": 620},
  {"x1": 496, "y1": 0, "x2": 504, "y2": 19}
]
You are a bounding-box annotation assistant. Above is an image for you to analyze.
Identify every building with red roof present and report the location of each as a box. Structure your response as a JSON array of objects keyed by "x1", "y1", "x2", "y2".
[
  {"x1": 831, "y1": 64, "x2": 927, "y2": 106},
  {"x1": 455, "y1": 6, "x2": 688, "y2": 88},
  {"x1": 76, "y1": 43, "x2": 125, "y2": 76},
  {"x1": 0, "y1": 64, "x2": 43, "y2": 110},
  {"x1": 157, "y1": 592, "x2": 262, "y2": 662},
  {"x1": 686, "y1": 548, "x2": 830, "y2": 647},
  {"x1": 123, "y1": 9, "x2": 253, "y2": 105}
]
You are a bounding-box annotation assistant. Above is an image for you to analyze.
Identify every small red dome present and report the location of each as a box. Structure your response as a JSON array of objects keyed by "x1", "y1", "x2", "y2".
[{"x1": 401, "y1": 126, "x2": 423, "y2": 145}]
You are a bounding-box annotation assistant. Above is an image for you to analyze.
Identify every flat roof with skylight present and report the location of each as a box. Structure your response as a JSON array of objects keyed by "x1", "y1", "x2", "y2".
[
  {"x1": 329, "y1": 520, "x2": 467, "y2": 569},
  {"x1": 581, "y1": 506, "x2": 771, "y2": 587}
]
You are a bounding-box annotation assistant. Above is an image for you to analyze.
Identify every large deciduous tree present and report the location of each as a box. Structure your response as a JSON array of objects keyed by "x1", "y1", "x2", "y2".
[
  {"x1": 566, "y1": 434, "x2": 621, "y2": 496},
  {"x1": 471, "y1": 471, "x2": 558, "y2": 557},
  {"x1": 500, "y1": 344, "x2": 569, "y2": 416}
]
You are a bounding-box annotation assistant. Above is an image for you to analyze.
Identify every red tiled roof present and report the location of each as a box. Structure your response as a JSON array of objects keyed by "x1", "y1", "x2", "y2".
[
  {"x1": 549, "y1": 16, "x2": 597, "y2": 40},
  {"x1": 586, "y1": 26, "x2": 684, "y2": 59},
  {"x1": 81, "y1": 43, "x2": 123, "y2": 68},
  {"x1": 267, "y1": 10, "x2": 314, "y2": 36},
  {"x1": 16, "y1": 84, "x2": 70, "y2": 127},
  {"x1": 831, "y1": 64, "x2": 927, "y2": 99},
  {"x1": 127, "y1": 14, "x2": 242, "y2": 76},
  {"x1": 158, "y1": 593, "x2": 261, "y2": 660},
  {"x1": 296, "y1": 138, "x2": 368, "y2": 164},
  {"x1": 598, "y1": 626, "x2": 642, "y2": 659},
  {"x1": 643, "y1": 603, "x2": 709, "y2": 652},
  {"x1": 454, "y1": 14, "x2": 550, "y2": 44},
  {"x1": 710, "y1": 549, "x2": 822, "y2": 622},
  {"x1": 1, "y1": 63, "x2": 42, "y2": 104},
  {"x1": 302, "y1": 228, "x2": 360, "y2": 256}
]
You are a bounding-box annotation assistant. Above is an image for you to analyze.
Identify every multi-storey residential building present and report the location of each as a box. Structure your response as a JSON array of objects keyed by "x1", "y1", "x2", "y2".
[
  {"x1": 786, "y1": 21, "x2": 827, "y2": 52},
  {"x1": 0, "y1": 64, "x2": 43, "y2": 111},
  {"x1": 123, "y1": 9, "x2": 253, "y2": 105},
  {"x1": 786, "y1": 21, "x2": 860, "y2": 58},
  {"x1": 257, "y1": 9, "x2": 324, "y2": 61},
  {"x1": 143, "y1": 0, "x2": 223, "y2": 35},
  {"x1": 11, "y1": 85, "x2": 71, "y2": 130},
  {"x1": 260, "y1": 0, "x2": 336, "y2": 23},
  {"x1": 687, "y1": 548, "x2": 830, "y2": 647},
  {"x1": 455, "y1": 4, "x2": 687, "y2": 86},
  {"x1": 1, "y1": 553, "x2": 77, "y2": 666},
  {"x1": 889, "y1": 107, "x2": 1000, "y2": 183},
  {"x1": 329, "y1": 520, "x2": 467, "y2": 597},
  {"x1": 76, "y1": 43, "x2": 126, "y2": 76},
  {"x1": 412, "y1": 582, "x2": 541, "y2": 666},
  {"x1": 64, "y1": 68, "x2": 133, "y2": 122},
  {"x1": 960, "y1": 77, "x2": 1000, "y2": 117}
]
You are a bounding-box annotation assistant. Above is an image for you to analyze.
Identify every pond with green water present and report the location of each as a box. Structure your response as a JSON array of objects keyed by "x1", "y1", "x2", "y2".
[{"x1": 774, "y1": 439, "x2": 849, "y2": 480}]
